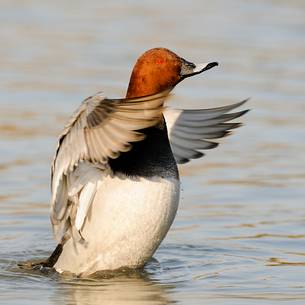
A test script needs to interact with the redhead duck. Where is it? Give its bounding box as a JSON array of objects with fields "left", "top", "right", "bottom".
[{"left": 46, "top": 48, "right": 248, "bottom": 276}]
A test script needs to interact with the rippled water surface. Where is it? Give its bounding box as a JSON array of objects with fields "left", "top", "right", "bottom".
[{"left": 1, "top": 1, "right": 305, "bottom": 304}]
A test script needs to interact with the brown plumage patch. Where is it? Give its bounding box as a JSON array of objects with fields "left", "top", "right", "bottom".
[{"left": 126, "top": 48, "right": 182, "bottom": 98}]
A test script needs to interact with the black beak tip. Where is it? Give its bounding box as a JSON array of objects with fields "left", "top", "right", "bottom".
[{"left": 206, "top": 62, "right": 219, "bottom": 70}]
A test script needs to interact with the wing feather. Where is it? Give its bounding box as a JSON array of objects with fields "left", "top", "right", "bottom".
[
  {"left": 51, "top": 89, "right": 171, "bottom": 241},
  {"left": 164, "top": 99, "right": 249, "bottom": 164}
]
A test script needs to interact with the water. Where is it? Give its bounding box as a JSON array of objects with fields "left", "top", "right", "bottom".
[{"left": 1, "top": 0, "right": 305, "bottom": 304}]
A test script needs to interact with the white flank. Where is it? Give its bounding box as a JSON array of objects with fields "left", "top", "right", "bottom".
[{"left": 54, "top": 174, "right": 180, "bottom": 276}]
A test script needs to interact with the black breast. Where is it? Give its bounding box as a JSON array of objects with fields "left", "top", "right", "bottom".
[{"left": 109, "top": 124, "right": 178, "bottom": 179}]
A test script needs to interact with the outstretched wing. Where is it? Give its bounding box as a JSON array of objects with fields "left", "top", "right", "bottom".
[
  {"left": 164, "top": 100, "right": 249, "bottom": 164},
  {"left": 51, "top": 89, "right": 171, "bottom": 241}
]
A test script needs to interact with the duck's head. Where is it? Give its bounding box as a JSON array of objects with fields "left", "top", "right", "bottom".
[{"left": 126, "top": 48, "right": 218, "bottom": 98}]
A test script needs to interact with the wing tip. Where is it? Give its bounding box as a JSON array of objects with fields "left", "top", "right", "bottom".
[
  {"left": 193, "top": 151, "right": 205, "bottom": 158},
  {"left": 238, "top": 97, "right": 250, "bottom": 106},
  {"left": 238, "top": 108, "right": 250, "bottom": 116},
  {"left": 203, "top": 142, "right": 219, "bottom": 150},
  {"left": 177, "top": 158, "right": 190, "bottom": 164}
]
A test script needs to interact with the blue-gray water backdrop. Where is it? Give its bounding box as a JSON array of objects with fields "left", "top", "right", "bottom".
[{"left": 1, "top": 1, "right": 305, "bottom": 304}]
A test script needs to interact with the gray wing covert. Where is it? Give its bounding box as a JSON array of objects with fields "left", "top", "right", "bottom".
[{"left": 164, "top": 100, "right": 249, "bottom": 164}]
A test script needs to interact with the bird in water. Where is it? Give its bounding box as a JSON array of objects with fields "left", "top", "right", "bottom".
[{"left": 42, "top": 48, "right": 248, "bottom": 277}]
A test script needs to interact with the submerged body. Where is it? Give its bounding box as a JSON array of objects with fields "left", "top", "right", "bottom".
[{"left": 47, "top": 48, "right": 248, "bottom": 276}]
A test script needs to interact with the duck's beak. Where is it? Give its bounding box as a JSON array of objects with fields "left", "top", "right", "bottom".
[{"left": 180, "top": 58, "right": 218, "bottom": 78}]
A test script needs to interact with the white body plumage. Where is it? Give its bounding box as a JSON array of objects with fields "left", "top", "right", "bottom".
[{"left": 54, "top": 172, "right": 180, "bottom": 276}]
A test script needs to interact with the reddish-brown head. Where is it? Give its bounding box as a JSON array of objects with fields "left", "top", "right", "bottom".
[{"left": 126, "top": 48, "right": 218, "bottom": 98}]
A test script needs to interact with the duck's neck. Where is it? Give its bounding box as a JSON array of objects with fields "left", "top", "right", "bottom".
[
  {"left": 126, "top": 65, "right": 174, "bottom": 98},
  {"left": 126, "top": 69, "right": 158, "bottom": 98}
]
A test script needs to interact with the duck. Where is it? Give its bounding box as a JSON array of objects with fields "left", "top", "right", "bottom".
[{"left": 45, "top": 48, "right": 248, "bottom": 276}]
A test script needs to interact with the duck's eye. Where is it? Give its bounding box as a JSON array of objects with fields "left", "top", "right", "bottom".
[{"left": 155, "top": 58, "right": 164, "bottom": 65}]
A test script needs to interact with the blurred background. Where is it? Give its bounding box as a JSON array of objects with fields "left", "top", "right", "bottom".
[{"left": 0, "top": 1, "right": 305, "bottom": 304}]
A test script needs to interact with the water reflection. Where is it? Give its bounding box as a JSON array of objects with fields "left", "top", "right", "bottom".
[{"left": 52, "top": 271, "right": 176, "bottom": 305}]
